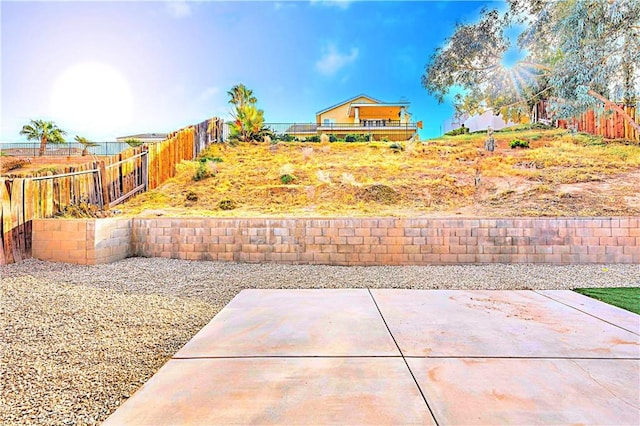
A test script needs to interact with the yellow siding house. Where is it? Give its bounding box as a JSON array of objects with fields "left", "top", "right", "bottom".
[{"left": 288, "top": 94, "right": 420, "bottom": 141}]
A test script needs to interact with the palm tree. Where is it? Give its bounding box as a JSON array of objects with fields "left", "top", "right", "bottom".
[
  {"left": 74, "top": 135, "right": 99, "bottom": 156},
  {"left": 230, "top": 104, "right": 267, "bottom": 142},
  {"left": 227, "top": 84, "right": 257, "bottom": 113},
  {"left": 226, "top": 84, "right": 271, "bottom": 143},
  {"left": 124, "top": 138, "right": 144, "bottom": 147},
  {"left": 20, "top": 120, "right": 66, "bottom": 156}
]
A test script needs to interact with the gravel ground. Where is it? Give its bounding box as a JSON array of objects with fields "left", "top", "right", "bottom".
[{"left": 1, "top": 258, "right": 639, "bottom": 425}]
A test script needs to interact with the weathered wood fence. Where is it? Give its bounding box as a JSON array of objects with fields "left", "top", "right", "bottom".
[
  {"left": 556, "top": 104, "right": 639, "bottom": 142},
  {"left": 0, "top": 117, "right": 223, "bottom": 264}
]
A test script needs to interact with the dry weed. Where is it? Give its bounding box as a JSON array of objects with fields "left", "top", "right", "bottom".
[
  {"left": 301, "top": 147, "right": 314, "bottom": 162},
  {"left": 340, "top": 173, "right": 359, "bottom": 186},
  {"left": 119, "top": 130, "right": 640, "bottom": 217},
  {"left": 279, "top": 163, "right": 294, "bottom": 176},
  {"left": 316, "top": 170, "right": 332, "bottom": 184}
]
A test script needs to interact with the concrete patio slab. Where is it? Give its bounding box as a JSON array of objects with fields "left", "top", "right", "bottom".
[
  {"left": 536, "top": 290, "right": 640, "bottom": 335},
  {"left": 408, "top": 357, "right": 640, "bottom": 425},
  {"left": 371, "top": 289, "right": 640, "bottom": 358},
  {"left": 106, "top": 289, "right": 640, "bottom": 425},
  {"left": 175, "top": 289, "right": 399, "bottom": 357},
  {"left": 103, "top": 357, "right": 436, "bottom": 426}
]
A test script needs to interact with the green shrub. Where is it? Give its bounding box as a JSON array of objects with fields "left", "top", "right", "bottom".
[
  {"left": 199, "top": 156, "right": 223, "bottom": 163},
  {"left": 329, "top": 134, "right": 338, "bottom": 142},
  {"left": 193, "top": 162, "right": 212, "bottom": 181},
  {"left": 218, "top": 199, "right": 237, "bottom": 210},
  {"left": 280, "top": 174, "right": 296, "bottom": 184},
  {"left": 574, "top": 134, "right": 605, "bottom": 146},
  {"left": 344, "top": 134, "right": 369, "bottom": 142},
  {"left": 389, "top": 142, "right": 404, "bottom": 153},
  {"left": 276, "top": 133, "right": 295, "bottom": 142},
  {"left": 307, "top": 135, "right": 321, "bottom": 143},
  {"left": 36, "top": 166, "right": 59, "bottom": 174},
  {"left": 509, "top": 139, "right": 530, "bottom": 149},
  {"left": 530, "top": 122, "right": 552, "bottom": 130},
  {"left": 124, "top": 138, "right": 144, "bottom": 147},
  {"left": 445, "top": 126, "right": 469, "bottom": 136}
]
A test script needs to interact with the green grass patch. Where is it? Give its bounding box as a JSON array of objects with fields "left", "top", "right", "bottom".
[{"left": 573, "top": 287, "right": 640, "bottom": 315}]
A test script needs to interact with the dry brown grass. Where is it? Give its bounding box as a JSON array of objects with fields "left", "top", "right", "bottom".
[{"left": 120, "top": 129, "right": 640, "bottom": 217}]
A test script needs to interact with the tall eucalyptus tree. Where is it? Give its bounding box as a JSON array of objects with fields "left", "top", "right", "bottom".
[{"left": 422, "top": 0, "right": 640, "bottom": 130}]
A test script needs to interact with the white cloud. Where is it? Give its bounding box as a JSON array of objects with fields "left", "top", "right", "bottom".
[
  {"left": 315, "top": 44, "right": 359, "bottom": 76},
  {"left": 165, "top": 0, "right": 191, "bottom": 19},
  {"left": 310, "top": 0, "right": 352, "bottom": 10},
  {"left": 274, "top": 2, "right": 297, "bottom": 10},
  {"left": 198, "top": 86, "right": 220, "bottom": 103}
]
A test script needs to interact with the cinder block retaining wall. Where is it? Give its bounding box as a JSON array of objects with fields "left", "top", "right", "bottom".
[
  {"left": 32, "top": 218, "right": 131, "bottom": 265},
  {"left": 33, "top": 217, "right": 639, "bottom": 265}
]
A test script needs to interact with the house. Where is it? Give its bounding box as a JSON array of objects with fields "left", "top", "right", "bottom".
[
  {"left": 286, "top": 94, "right": 420, "bottom": 141},
  {"left": 443, "top": 109, "right": 523, "bottom": 134},
  {"left": 115, "top": 133, "right": 168, "bottom": 143}
]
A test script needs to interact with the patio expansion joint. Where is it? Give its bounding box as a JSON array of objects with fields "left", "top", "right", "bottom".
[
  {"left": 366, "top": 288, "right": 440, "bottom": 426},
  {"left": 171, "top": 355, "right": 405, "bottom": 360},
  {"left": 403, "top": 355, "right": 640, "bottom": 360},
  {"left": 534, "top": 290, "right": 640, "bottom": 336}
]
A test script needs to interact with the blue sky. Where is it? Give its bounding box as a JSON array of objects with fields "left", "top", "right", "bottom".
[{"left": 1, "top": 0, "right": 500, "bottom": 141}]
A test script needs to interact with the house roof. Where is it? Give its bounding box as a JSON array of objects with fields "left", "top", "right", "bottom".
[
  {"left": 346, "top": 102, "right": 409, "bottom": 117},
  {"left": 316, "top": 94, "right": 411, "bottom": 118},
  {"left": 285, "top": 124, "right": 318, "bottom": 133},
  {"left": 315, "top": 94, "right": 384, "bottom": 116}
]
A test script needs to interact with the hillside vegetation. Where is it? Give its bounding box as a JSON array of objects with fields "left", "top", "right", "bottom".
[{"left": 121, "top": 128, "right": 640, "bottom": 217}]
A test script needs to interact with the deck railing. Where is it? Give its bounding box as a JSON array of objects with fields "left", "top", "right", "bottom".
[{"left": 261, "top": 122, "right": 418, "bottom": 141}]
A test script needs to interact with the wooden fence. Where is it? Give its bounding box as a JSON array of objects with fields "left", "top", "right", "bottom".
[
  {"left": 556, "top": 104, "right": 639, "bottom": 142},
  {"left": 0, "top": 117, "right": 223, "bottom": 264},
  {"left": 1, "top": 164, "right": 103, "bottom": 264}
]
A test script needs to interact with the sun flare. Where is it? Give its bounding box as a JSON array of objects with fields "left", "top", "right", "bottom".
[{"left": 49, "top": 62, "right": 133, "bottom": 138}]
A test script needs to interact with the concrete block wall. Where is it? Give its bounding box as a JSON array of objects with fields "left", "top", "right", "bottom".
[
  {"left": 32, "top": 219, "right": 91, "bottom": 264},
  {"left": 93, "top": 218, "right": 132, "bottom": 264},
  {"left": 131, "top": 217, "right": 639, "bottom": 265},
  {"left": 31, "top": 217, "right": 638, "bottom": 265},
  {"left": 32, "top": 218, "right": 131, "bottom": 265}
]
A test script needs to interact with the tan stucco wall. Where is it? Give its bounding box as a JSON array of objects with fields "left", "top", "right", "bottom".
[{"left": 316, "top": 96, "right": 376, "bottom": 124}]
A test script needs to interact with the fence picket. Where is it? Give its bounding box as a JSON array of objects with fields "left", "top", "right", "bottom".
[
  {"left": 1, "top": 179, "right": 14, "bottom": 264},
  {"left": 24, "top": 179, "right": 34, "bottom": 257},
  {"left": 0, "top": 117, "right": 222, "bottom": 264},
  {"left": 10, "top": 179, "right": 24, "bottom": 262}
]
